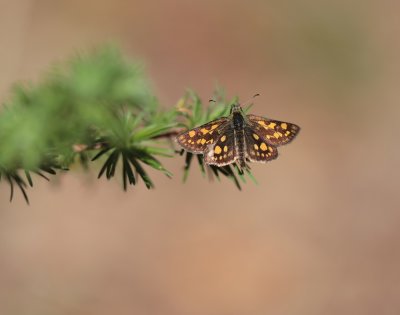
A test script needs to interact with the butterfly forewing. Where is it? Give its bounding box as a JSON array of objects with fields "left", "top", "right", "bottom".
[
  {"left": 244, "top": 127, "right": 278, "bottom": 163},
  {"left": 177, "top": 118, "right": 229, "bottom": 153},
  {"left": 246, "top": 114, "right": 300, "bottom": 146},
  {"left": 204, "top": 126, "right": 236, "bottom": 166}
]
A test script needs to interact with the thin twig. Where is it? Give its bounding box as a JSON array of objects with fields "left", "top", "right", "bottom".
[
  {"left": 73, "top": 129, "right": 183, "bottom": 153},
  {"left": 151, "top": 130, "right": 181, "bottom": 139}
]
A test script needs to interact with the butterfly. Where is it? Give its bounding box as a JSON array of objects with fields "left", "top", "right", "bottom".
[{"left": 176, "top": 101, "right": 300, "bottom": 169}]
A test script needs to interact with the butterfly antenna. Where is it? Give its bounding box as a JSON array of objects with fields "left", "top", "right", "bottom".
[{"left": 241, "top": 93, "right": 260, "bottom": 107}]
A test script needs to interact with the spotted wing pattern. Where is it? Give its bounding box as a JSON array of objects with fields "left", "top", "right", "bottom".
[
  {"left": 246, "top": 114, "right": 300, "bottom": 146},
  {"left": 204, "top": 126, "right": 236, "bottom": 166},
  {"left": 244, "top": 127, "right": 278, "bottom": 163},
  {"left": 176, "top": 118, "right": 229, "bottom": 153}
]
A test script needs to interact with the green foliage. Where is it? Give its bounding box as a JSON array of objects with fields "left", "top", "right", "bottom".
[{"left": 0, "top": 46, "right": 254, "bottom": 203}]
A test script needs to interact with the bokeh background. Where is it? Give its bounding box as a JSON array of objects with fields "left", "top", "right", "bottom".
[{"left": 1, "top": 0, "right": 399, "bottom": 314}]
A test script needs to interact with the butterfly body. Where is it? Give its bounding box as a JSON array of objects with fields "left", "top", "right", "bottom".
[
  {"left": 177, "top": 103, "right": 300, "bottom": 169},
  {"left": 231, "top": 107, "right": 247, "bottom": 168}
]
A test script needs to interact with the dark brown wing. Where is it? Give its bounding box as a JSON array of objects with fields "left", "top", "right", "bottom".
[
  {"left": 244, "top": 127, "right": 278, "bottom": 163},
  {"left": 204, "top": 125, "right": 236, "bottom": 166},
  {"left": 246, "top": 114, "right": 300, "bottom": 146},
  {"left": 176, "top": 118, "right": 229, "bottom": 153}
]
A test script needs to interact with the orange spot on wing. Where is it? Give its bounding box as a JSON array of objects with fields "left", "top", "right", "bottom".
[{"left": 260, "top": 143, "right": 268, "bottom": 151}]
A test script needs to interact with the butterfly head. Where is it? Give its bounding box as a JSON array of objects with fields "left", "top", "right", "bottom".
[
  {"left": 230, "top": 103, "right": 243, "bottom": 114},
  {"left": 229, "top": 94, "right": 259, "bottom": 115}
]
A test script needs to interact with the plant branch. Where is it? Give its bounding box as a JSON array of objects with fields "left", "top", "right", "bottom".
[{"left": 0, "top": 46, "right": 255, "bottom": 204}]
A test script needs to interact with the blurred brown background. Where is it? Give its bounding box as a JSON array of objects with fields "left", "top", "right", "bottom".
[{"left": 0, "top": 0, "right": 399, "bottom": 314}]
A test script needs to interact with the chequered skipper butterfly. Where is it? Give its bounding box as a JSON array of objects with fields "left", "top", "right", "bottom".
[{"left": 176, "top": 99, "right": 300, "bottom": 169}]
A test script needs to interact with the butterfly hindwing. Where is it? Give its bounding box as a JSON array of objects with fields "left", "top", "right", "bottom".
[
  {"left": 244, "top": 127, "right": 278, "bottom": 163},
  {"left": 246, "top": 114, "right": 300, "bottom": 146},
  {"left": 176, "top": 118, "right": 229, "bottom": 153},
  {"left": 204, "top": 126, "right": 236, "bottom": 166}
]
